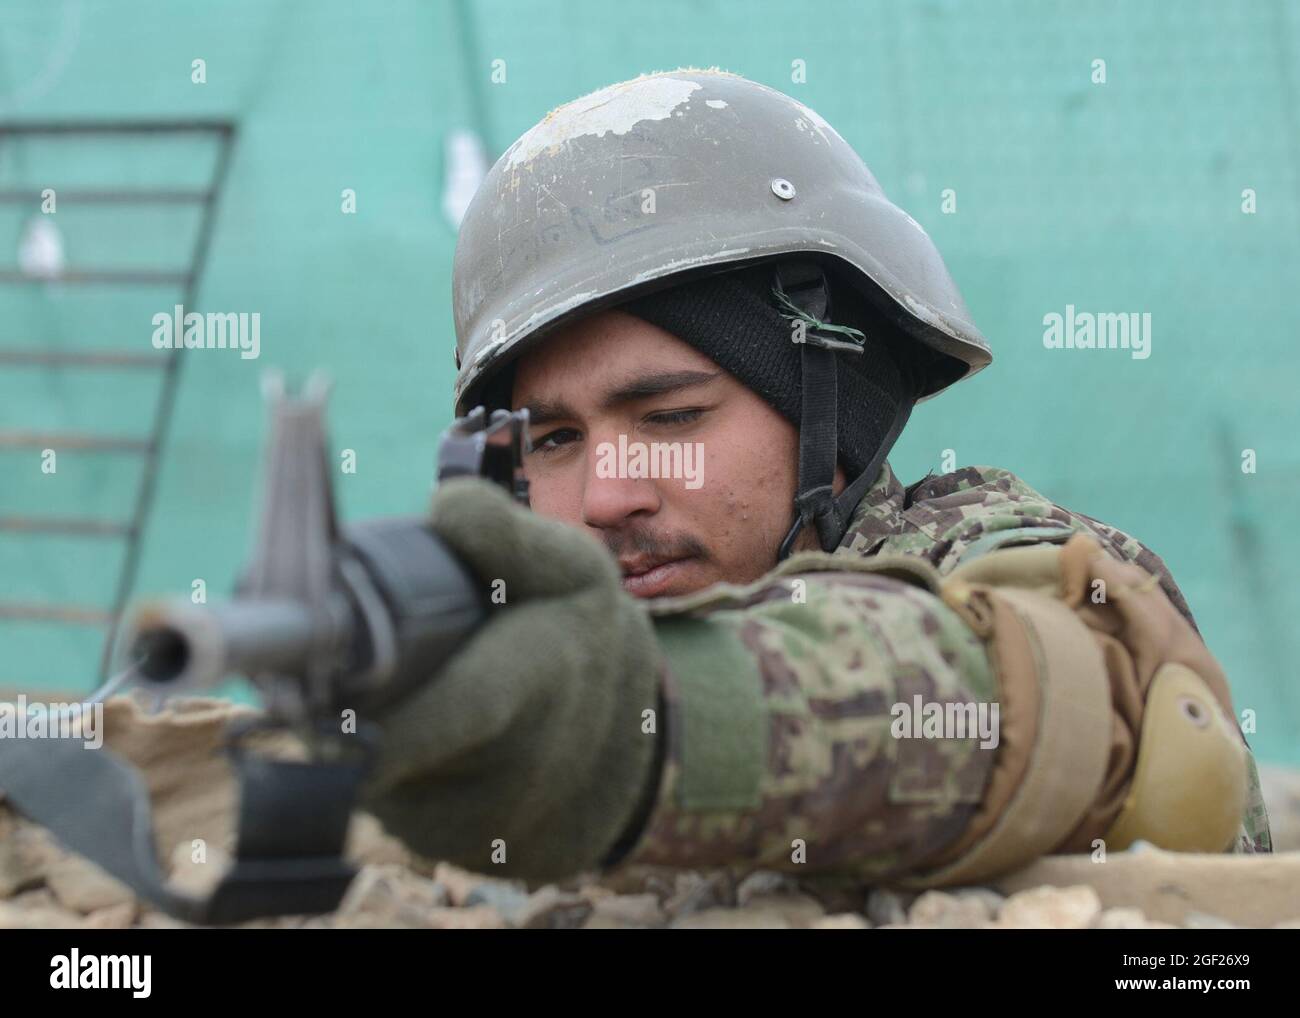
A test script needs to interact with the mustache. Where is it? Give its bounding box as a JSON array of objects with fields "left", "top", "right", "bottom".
[{"left": 601, "top": 526, "right": 709, "bottom": 564}]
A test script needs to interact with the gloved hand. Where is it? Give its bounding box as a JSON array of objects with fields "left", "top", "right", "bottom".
[{"left": 358, "top": 478, "right": 662, "bottom": 883}]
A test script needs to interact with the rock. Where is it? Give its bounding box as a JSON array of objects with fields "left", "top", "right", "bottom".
[
  {"left": 908, "top": 890, "right": 996, "bottom": 928},
  {"left": 234, "top": 916, "right": 286, "bottom": 930},
  {"left": 865, "top": 887, "right": 911, "bottom": 926},
  {"left": 576, "top": 882, "right": 616, "bottom": 904},
  {"left": 514, "top": 886, "right": 592, "bottom": 929},
  {"left": 82, "top": 902, "right": 138, "bottom": 929},
  {"left": 421, "top": 906, "right": 508, "bottom": 930},
  {"left": 994, "top": 850, "right": 1300, "bottom": 926},
  {"left": 665, "top": 885, "right": 845, "bottom": 928},
  {"left": 271, "top": 915, "right": 313, "bottom": 929},
  {"left": 347, "top": 813, "right": 410, "bottom": 866},
  {"left": 1094, "top": 907, "right": 1144, "bottom": 929},
  {"left": 99, "top": 695, "right": 252, "bottom": 866},
  {"left": 588, "top": 864, "right": 678, "bottom": 898},
  {"left": 798, "top": 878, "right": 871, "bottom": 915},
  {"left": 45, "top": 856, "right": 134, "bottom": 913},
  {"left": 812, "top": 913, "right": 871, "bottom": 929},
  {"left": 582, "top": 893, "right": 668, "bottom": 928},
  {"left": 136, "top": 910, "right": 192, "bottom": 929},
  {"left": 337, "top": 864, "right": 450, "bottom": 925},
  {"left": 8, "top": 887, "right": 59, "bottom": 910},
  {"left": 1182, "top": 911, "right": 1239, "bottom": 930},
  {"left": 336, "top": 901, "right": 505, "bottom": 929},
  {"left": 664, "top": 871, "right": 734, "bottom": 916},
  {"left": 740, "top": 892, "right": 826, "bottom": 927},
  {"left": 1094, "top": 907, "right": 1175, "bottom": 929},
  {"left": 953, "top": 887, "right": 1005, "bottom": 919},
  {"left": 432, "top": 862, "right": 487, "bottom": 907},
  {"left": 998, "top": 885, "right": 1101, "bottom": 929},
  {"left": 554, "top": 869, "right": 604, "bottom": 892},
  {"left": 0, "top": 887, "right": 82, "bottom": 928},
  {"left": 329, "top": 909, "right": 410, "bottom": 929},
  {"left": 0, "top": 824, "right": 61, "bottom": 897},
  {"left": 465, "top": 881, "right": 532, "bottom": 922},
  {"left": 621, "top": 869, "right": 677, "bottom": 902},
  {"left": 0, "top": 901, "right": 83, "bottom": 929},
  {"left": 735, "top": 870, "right": 797, "bottom": 905},
  {"left": 671, "top": 907, "right": 793, "bottom": 929}
]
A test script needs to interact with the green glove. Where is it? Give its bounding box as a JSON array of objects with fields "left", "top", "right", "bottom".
[{"left": 358, "top": 477, "right": 662, "bottom": 883}]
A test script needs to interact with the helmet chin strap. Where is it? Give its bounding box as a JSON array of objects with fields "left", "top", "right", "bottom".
[{"left": 774, "top": 263, "right": 914, "bottom": 561}]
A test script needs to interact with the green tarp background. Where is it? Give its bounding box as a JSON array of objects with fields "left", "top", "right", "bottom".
[{"left": 0, "top": 0, "right": 1296, "bottom": 764}]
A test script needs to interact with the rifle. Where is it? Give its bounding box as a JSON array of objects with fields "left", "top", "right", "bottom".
[{"left": 0, "top": 373, "right": 531, "bottom": 923}]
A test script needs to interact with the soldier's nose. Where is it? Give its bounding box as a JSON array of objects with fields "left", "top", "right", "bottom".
[{"left": 581, "top": 440, "right": 661, "bottom": 530}]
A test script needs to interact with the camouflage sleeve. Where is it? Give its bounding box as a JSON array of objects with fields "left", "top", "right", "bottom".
[
  {"left": 878, "top": 466, "right": 1200, "bottom": 627},
  {"left": 876, "top": 465, "right": 1271, "bottom": 854},
  {"left": 615, "top": 561, "right": 1001, "bottom": 881}
]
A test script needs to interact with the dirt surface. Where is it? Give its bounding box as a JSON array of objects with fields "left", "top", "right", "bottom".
[{"left": 2, "top": 695, "right": 1298, "bottom": 930}]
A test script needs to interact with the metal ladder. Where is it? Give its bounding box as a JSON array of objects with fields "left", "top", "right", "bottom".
[{"left": 0, "top": 120, "right": 236, "bottom": 685}]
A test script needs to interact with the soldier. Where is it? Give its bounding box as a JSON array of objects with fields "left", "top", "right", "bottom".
[{"left": 359, "top": 68, "right": 1271, "bottom": 886}]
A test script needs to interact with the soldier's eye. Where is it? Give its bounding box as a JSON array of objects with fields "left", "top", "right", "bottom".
[
  {"left": 646, "top": 408, "right": 704, "bottom": 427},
  {"left": 533, "top": 427, "right": 580, "bottom": 452}
]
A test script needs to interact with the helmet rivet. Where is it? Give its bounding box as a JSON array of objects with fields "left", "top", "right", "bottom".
[{"left": 770, "top": 177, "right": 796, "bottom": 201}]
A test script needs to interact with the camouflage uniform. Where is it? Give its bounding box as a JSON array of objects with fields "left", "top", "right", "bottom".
[{"left": 620, "top": 461, "right": 1270, "bottom": 879}]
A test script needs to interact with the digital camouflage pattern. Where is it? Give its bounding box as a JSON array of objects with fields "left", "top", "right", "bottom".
[{"left": 620, "top": 461, "right": 1271, "bottom": 878}]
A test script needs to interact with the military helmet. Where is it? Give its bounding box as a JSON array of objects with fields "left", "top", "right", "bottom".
[
  {"left": 451, "top": 68, "right": 991, "bottom": 555},
  {"left": 452, "top": 67, "right": 989, "bottom": 414}
]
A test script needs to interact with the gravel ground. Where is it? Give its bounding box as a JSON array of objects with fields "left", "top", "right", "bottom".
[
  {"left": 3, "top": 793, "right": 1298, "bottom": 930},
  {"left": 2, "top": 696, "right": 1297, "bottom": 930}
]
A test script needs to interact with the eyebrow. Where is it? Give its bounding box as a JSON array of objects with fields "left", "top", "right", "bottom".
[{"left": 522, "top": 369, "right": 721, "bottom": 426}]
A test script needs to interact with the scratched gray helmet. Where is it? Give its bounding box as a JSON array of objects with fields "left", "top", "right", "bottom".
[
  {"left": 451, "top": 68, "right": 991, "bottom": 554},
  {"left": 452, "top": 68, "right": 989, "bottom": 413}
]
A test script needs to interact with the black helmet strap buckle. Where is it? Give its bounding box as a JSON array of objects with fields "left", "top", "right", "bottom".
[{"left": 774, "top": 262, "right": 912, "bottom": 560}]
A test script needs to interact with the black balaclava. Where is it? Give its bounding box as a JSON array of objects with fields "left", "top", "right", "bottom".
[{"left": 620, "top": 260, "right": 921, "bottom": 553}]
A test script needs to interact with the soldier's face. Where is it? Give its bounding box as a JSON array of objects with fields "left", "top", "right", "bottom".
[{"left": 511, "top": 309, "right": 837, "bottom": 598}]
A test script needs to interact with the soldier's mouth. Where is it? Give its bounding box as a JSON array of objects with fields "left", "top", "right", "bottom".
[{"left": 619, "top": 556, "right": 698, "bottom": 598}]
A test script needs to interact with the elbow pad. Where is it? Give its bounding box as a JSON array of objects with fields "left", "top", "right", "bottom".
[{"left": 901, "top": 534, "right": 1245, "bottom": 888}]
